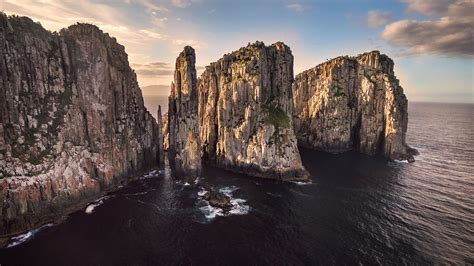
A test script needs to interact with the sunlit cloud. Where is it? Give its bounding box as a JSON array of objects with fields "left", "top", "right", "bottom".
[
  {"left": 402, "top": 0, "right": 454, "bottom": 16},
  {"left": 172, "top": 0, "right": 201, "bottom": 8},
  {"left": 367, "top": 10, "right": 391, "bottom": 28},
  {"left": 132, "top": 62, "right": 174, "bottom": 76},
  {"left": 2, "top": 0, "right": 211, "bottom": 87},
  {"left": 382, "top": 0, "right": 474, "bottom": 57}
]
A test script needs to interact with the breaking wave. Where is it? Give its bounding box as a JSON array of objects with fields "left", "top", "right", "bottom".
[
  {"left": 197, "top": 186, "right": 250, "bottom": 221},
  {"left": 7, "top": 224, "right": 54, "bottom": 248}
]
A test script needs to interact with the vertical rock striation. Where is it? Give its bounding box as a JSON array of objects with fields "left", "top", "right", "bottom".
[
  {"left": 197, "top": 41, "right": 309, "bottom": 180},
  {"left": 168, "top": 46, "right": 201, "bottom": 177},
  {"left": 0, "top": 14, "right": 161, "bottom": 235},
  {"left": 292, "top": 51, "right": 417, "bottom": 161},
  {"left": 157, "top": 106, "right": 165, "bottom": 166}
]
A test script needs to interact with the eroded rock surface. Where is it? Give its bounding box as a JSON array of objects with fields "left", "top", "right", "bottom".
[
  {"left": 157, "top": 106, "right": 165, "bottom": 166},
  {"left": 0, "top": 14, "right": 162, "bottom": 235},
  {"left": 168, "top": 46, "right": 201, "bottom": 177},
  {"left": 197, "top": 41, "right": 309, "bottom": 180},
  {"left": 292, "top": 51, "right": 417, "bottom": 161},
  {"left": 203, "top": 188, "right": 232, "bottom": 209}
]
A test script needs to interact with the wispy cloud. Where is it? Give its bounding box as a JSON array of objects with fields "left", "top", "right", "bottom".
[
  {"left": 3, "top": 0, "right": 210, "bottom": 86},
  {"left": 402, "top": 0, "right": 454, "bottom": 16},
  {"left": 286, "top": 3, "right": 310, "bottom": 12},
  {"left": 133, "top": 62, "right": 174, "bottom": 76},
  {"left": 382, "top": 0, "right": 474, "bottom": 57},
  {"left": 172, "top": 39, "right": 208, "bottom": 49},
  {"left": 366, "top": 10, "right": 391, "bottom": 28},
  {"left": 172, "top": 0, "right": 201, "bottom": 8}
]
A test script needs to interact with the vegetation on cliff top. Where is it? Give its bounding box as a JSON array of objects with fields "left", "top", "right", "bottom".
[{"left": 263, "top": 101, "right": 290, "bottom": 130}]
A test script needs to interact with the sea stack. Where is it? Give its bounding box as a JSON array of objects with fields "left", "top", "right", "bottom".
[
  {"left": 157, "top": 106, "right": 165, "bottom": 166},
  {"left": 197, "top": 41, "right": 309, "bottom": 180},
  {"left": 292, "top": 51, "right": 417, "bottom": 161},
  {"left": 0, "top": 14, "right": 161, "bottom": 235},
  {"left": 168, "top": 46, "right": 202, "bottom": 177}
]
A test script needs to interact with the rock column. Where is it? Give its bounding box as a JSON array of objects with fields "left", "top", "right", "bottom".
[
  {"left": 157, "top": 105, "right": 165, "bottom": 166},
  {"left": 168, "top": 46, "right": 202, "bottom": 177},
  {"left": 292, "top": 51, "right": 417, "bottom": 161}
]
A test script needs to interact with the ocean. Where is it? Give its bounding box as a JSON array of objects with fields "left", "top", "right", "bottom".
[{"left": 0, "top": 102, "right": 472, "bottom": 265}]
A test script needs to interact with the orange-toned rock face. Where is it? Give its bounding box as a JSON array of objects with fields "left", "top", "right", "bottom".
[
  {"left": 292, "top": 51, "right": 417, "bottom": 161},
  {"left": 168, "top": 46, "right": 202, "bottom": 177},
  {"left": 196, "top": 42, "right": 308, "bottom": 180}
]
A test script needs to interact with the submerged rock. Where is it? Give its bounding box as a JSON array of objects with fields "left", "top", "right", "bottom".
[
  {"left": 292, "top": 51, "right": 417, "bottom": 162},
  {"left": 203, "top": 189, "right": 232, "bottom": 209},
  {"left": 197, "top": 41, "right": 309, "bottom": 181},
  {"left": 0, "top": 13, "right": 162, "bottom": 235}
]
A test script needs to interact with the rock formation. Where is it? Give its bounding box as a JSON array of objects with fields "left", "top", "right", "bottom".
[
  {"left": 292, "top": 51, "right": 417, "bottom": 161},
  {"left": 197, "top": 41, "right": 309, "bottom": 180},
  {"left": 0, "top": 14, "right": 162, "bottom": 236},
  {"left": 157, "top": 106, "right": 165, "bottom": 166},
  {"left": 168, "top": 46, "right": 201, "bottom": 177},
  {"left": 162, "top": 112, "right": 169, "bottom": 151},
  {"left": 203, "top": 188, "right": 232, "bottom": 209}
]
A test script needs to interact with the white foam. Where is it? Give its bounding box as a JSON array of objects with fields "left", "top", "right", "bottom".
[
  {"left": 199, "top": 204, "right": 223, "bottom": 219},
  {"left": 197, "top": 188, "right": 208, "bottom": 197},
  {"left": 393, "top": 159, "right": 409, "bottom": 164},
  {"left": 228, "top": 198, "right": 250, "bottom": 215},
  {"left": 197, "top": 185, "right": 249, "bottom": 220},
  {"left": 140, "top": 170, "right": 160, "bottom": 179},
  {"left": 85, "top": 196, "right": 111, "bottom": 214},
  {"left": 291, "top": 180, "right": 313, "bottom": 185},
  {"left": 219, "top": 185, "right": 239, "bottom": 195},
  {"left": 183, "top": 182, "right": 191, "bottom": 186},
  {"left": 7, "top": 223, "right": 54, "bottom": 248}
]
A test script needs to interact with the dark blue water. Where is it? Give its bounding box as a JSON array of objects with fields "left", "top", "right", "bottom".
[{"left": 0, "top": 102, "right": 473, "bottom": 265}]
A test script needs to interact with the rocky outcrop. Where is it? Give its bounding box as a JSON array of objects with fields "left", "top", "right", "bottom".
[
  {"left": 157, "top": 106, "right": 165, "bottom": 166},
  {"left": 197, "top": 41, "right": 309, "bottom": 180},
  {"left": 168, "top": 46, "right": 201, "bottom": 177},
  {"left": 0, "top": 14, "right": 162, "bottom": 235},
  {"left": 203, "top": 188, "right": 232, "bottom": 209},
  {"left": 292, "top": 51, "right": 417, "bottom": 161},
  {"left": 162, "top": 112, "right": 169, "bottom": 151}
]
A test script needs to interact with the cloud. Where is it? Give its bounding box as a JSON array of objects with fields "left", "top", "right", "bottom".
[
  {"left": 367, "top": 10, "right": 391, "bottom": 28},
  {"left": 382, "top": 0, "right": 474, "bottom": 57},
  {"left": 138, "top": 29, "right": 168, "bottom": 40},
  {"left": 140, "top": 85, "right": 170, "bottom": 96},
  {"left": 172, "top": 0, "right": 201, "bottom": 8},
  {"left": 402, "top": 0, "right": 454, "bottom": 16},
  {"left": 172, "top": 39, "right": 208, "bottom": 49},
  {"left": 286, "top": 3, "right": 309, "bottom": 12},
  {"left": 133, "top": 62, "right": 174, "bottom": 76},
  {"left": 131, "top": 0, "right": 169, "bottom": 13}
]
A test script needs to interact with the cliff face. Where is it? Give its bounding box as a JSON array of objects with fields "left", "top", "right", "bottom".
[
  {"left": 197, "top": 42, "right": 309, "bottom": 180},
  {"left": 0, "top": 14, "right": 162, "bottom": 235},
  {"left": 157, "top": 106, "right": 165, "bottom": 166},
  {"left": 168, "top": 47, "right": 201, "bottom": 177},
  {"left": 292, "top": 51, "right": 417, "bottom": 161}
]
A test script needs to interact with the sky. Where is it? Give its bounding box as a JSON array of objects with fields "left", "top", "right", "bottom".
[{"left": 2, "top": 0, "right": 473, "bottom": 102}]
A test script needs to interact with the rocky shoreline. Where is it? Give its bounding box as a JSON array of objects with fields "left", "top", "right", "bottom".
[
  {"left": 0, "top": 13, "right": 417, "bottom": 238},
  {"left": 0, "top": 13, "right": 163, "bottom": 236}
]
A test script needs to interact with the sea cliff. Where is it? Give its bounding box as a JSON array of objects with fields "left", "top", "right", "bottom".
[
  {"left": 292, "top": 51, "right": 417, "bottom": 161},
  {"left": 0, "top": 14, "right": 163, "bottom": 236},
  {"left": 196, "top": 42, "right": 309, "bottom": 180}
]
